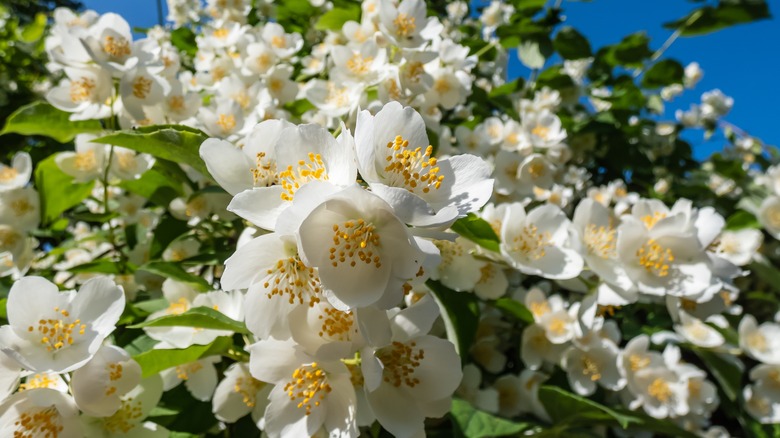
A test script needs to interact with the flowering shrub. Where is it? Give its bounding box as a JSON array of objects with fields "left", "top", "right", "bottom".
[{"left": 0, "top": 0, "right": 778, "bottom": 436}]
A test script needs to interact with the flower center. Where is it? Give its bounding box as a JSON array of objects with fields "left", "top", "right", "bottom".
[
  {"left": 529, "top": 301, "right": 550, "bottom": 318},
  {"left": 434, "top": 78, "right": 451, "bottom": 94},
  {"left": 746, "top": 331, "right": 767, "bottom": 351},
  {"left": 234, "top": 376, "right": 264, "bottom": 407},
  {"left": 250, "top": 152, "right": 277, "bottom": 187},
  {"left": 628, "top": 354, "right": 651, "bottom": 371},
  {"left": 647, "top": 378, "right": 673, "bottom": 403},
  {"left": 393, "top": 13, "right": 416, "bottom": 38},
  {"left": 329, "top": 219, "right": 382, "bottom": 268},
  {"left": 115, "top": 151, "right": 138, "bottom": 172},
  {"left": 271, "top": 35, "right": 286, "bottom": 49},
  {"left": 347, "top": 53, "right": 374, "bottom": 76},
  {"left": 74, "top": 149, "right": 97, "bottom": 171},
  {"left": 278, "top": 153, "right": 328, "bottom": 201},
  {"left": 166, "top": 297, "right": 190, "bottom": 315},
  {"left": 28, "top": 307, "right": 86, "bottom": 352},
  {"left": 14, "top": 407, "right": 63, "bottom": 438},
  {"left": 216, "top": 114, "right": 237, "bottom": 134},
  {"left": 531, "top": 124, "right": 549, "bottom": 140},
  {"left": 284, "top": 362, "right": 332, "bottom": 416},
  {"left": 510, "top": 224, "right": 551, "bottom": 260},
  {"left": 168, "top": 96, "right": 184, "bottom": 112},
  {"left": 10, "top": 199, "right": 34, "bottom": 217},
  {"left": 377, "top": 341, "right": 424, "bottom": 388},
  {"left": 584, "top": 224, "right": 617, "bottom": 259},
  {"left": 318, "top": 307, "right": 355, "bottom": 341},
  {"left": 636, "top": 239, "right": 675, "bottom": 277},
  {"left": 18, "top": 374, "right": 58, "bottom": 391},
  {"left": 0, "top": 167, "right": 18, "bottom": 181},
  {"left": 640, "top": 212, "right": 667, "bottom": 229},
  {"left": 175, "top": 362, "right": 203, "bottom": 380},
  {"left": 213, "top": 28, "right": 229, "bottom": 39},
  {"left": 102, "top": 35, "right": 131, "bottom": 58},
  {"left": 384, "top": 135, "right": 442, "bottom": 194},
  {"left": 103, "top": 399, "right": 143, "bottom": 434},
  {"left": 131, "top": 76, "right": 152, "bottom": 99},
  {"left": 581, "top": 356, "right": 601, "bottom": 381},
  {"left": 0, "top": 229, "right": 20, "bottom": 248},
  {"left": 261, "top": 256, "right": 322, "bottom": 306},
  {"left": 69, "top": 77, "right": 96, "bottom": 103},
  {"left": 105, "top": 362, "right": 124, "bottom": 396}
]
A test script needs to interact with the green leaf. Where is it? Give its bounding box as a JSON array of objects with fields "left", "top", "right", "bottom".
[
  {"left": 725, "top": 210, "right": 760, "bottom": 230},
  {"left": 69, "top": 211, "right": 120, "bottom": 223},
  {"left": 488, "top": 78, "right": 525, "bottom": 98},
  {"left": 602, "top": 32, "right": 653, "bottom": 68},
  {"left": 450, "top": 399, "right": 536, "bottom": 438},
  {"left": 92, "top": 125, "right": 210, "bottom": 177},
  {"left": 122, "top": 334, "right": 158, "bottom": 356},
  {"left": 34, "top": 155, "right": 96, "bottom": 225},
  {"left": 129, "top": 306, "right": 248, "bottom": 333},
  {"left": 493, "top": 298, "right": 534, "bottom": 324},
  {"left": 132, "top": 336, "right": 232, "bottom": 378},
  {"left": 19, "top": 13, "right": 47, "bottom": 43},
  {"left": 315, "top": 5, "right": 360, "bottom": 31},
  {"left": 118, "top": 163, "right": 184, "bottom": 207},
  {"left": 641, "top": 59, "right": 685, "bottom": 88},
  {"left": 150, "top": 216, "right": 190, "bottom": 259},
  {"left": 692, "top": 347, "right": 743, "bottom": 401},
  {"left": 139, "top": 262, "right": 211, "bottom": 291},
  {"left": 170, "top": 27, "right": 197, "bottom": 58},
  {"left": 664, "top": 1, "right": 771, "bottom": 36},
  {"left": 0, "top": 298, "right": 7, "bottom": 319},
  {"left": 426, "top": 280, "right": 480, "bottom": 362},
  {"left": 133, "top": 298, "right": 169, "bottom": 314},
  {"left": 1, "top": 102, "right": 103, "bottom": 143},
  {"left": 450, "top": 214, "right": 500, "bottom": 253},
  {"left": 69, "top": 259, "right": 127, "bottom": 274},
  {"left": 750, "top": 260, "right": 780, "bottom": 293},
  {"left": 539, "top": 385, "right": 636, "bottom": 429},
  {"left": 553, "top": 27, "right": 592, "bottom": 60}
]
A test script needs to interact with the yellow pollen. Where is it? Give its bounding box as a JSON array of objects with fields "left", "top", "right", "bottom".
[
  {"left": 166, "top": 297, "right": 189, "bottom": 315},
  {"left": 102, "top": 35, "right": 131, "bottom": 58},
  {"left": 531, "top": 124, "right": 549, "bottom": 139},
  {"left": 278, "top": 153, "right": 328, "bottom": 201},
  {"left": 529, "top": 301, "right": 550, "bottom": 318},
  {"left": 13, "top": 407, "right": 64, "bottom": 438},
  {"left": 284, "top": 363, "right": 332, "bottom": 416},
  {"left": 115, "top": 151, "right": 137, "bottom": 172},
  {"left": 10, "top": 199, "right": 34, "bottom": 217},
  {"left": 648, "top": 378, "right": 673, "bottom": 403},
  {"left": 584, "top": 224, "right": 617, "bottom": 259},
  {"left": 271, "top": 35, "right": 286, "bottom": 48},
  {"left": 318, "top": 307, "right": 355, "bottom": 340},
  {"left": 168, "top": 96, "right": 184, "bottom": 112},
  {"left": 216, "top": 114, "right": 237, "bottom": 133},
  {"left": 528, "top": 162, "right": 546, "bottom": 179},
  {"left": 346, "top": 53, "right": 374, "bottom": 76},
  {"left": 234, "top": 377, "right": 264, "bottom": 407},
  {"left": 74, "top": 149, "right": 97, "bottom": 171},
  {"left": 109, "top": 363, "right": 123, "bottom": 381},
  {"left": 262, "top": 256, "right": 321, "bottom": 306},
  {"left": 384, "top": 135, "right": 442, "bottom": 194},
  {"left": 28, "top": 308, "right": 86, "bottom": 352},
  {"left": 511, "top": 224, "right": 551, "bottom": 260},
  {"left": 175, "top": 362, "right": 204, "bottom": 380},
  {"left": 0, "top": 167, "right": 18, "bottom": 181},
  {"left": 131, "top": 76, "right": 152, "bottom": 99},
  {"left": 329, "top": 218, "right": 382, "bottom": 269},
  {"left": 256, "top": 53, "right": 273, "bottom": 71},
  {"left": 377, "top": 341, "right": 424, "bottom": 388},
  {"left": 547, "top": 317, "right": 567, "bottom": 335},
  {"left": 640, "top": 212, "right": 667, "bottom": 229},
  {"left": 213, "top": 28, "right": 229, "bottom": 39},
  {"left": 103, "top": 399, "right": 143, "bottom": 433},
  {"left": 636, "top": 239, "right": 675, "bottom": 277},
  {"left": 581, "top": 357, "right": 601, "bottom": 381},
  {"left": 250, "top": 152, "right": 278, "bottom": 187},
  {"left": 0, "top": 229, "right": 20, "bottom": 248},
  {"left": 628, "top": 354, "right": 651, "bottom": 371},
  {"left": 69, "top": 77, "right": 96, "bottom": 103},
  {"left": 18, "top": 374, "right": 57, "bottom": 391},
  {"left": 393, "top": 13, "right": 416, "bottom": 38},
  {"left": 746, "top": 331, "right": 767, "bottom": 351}
]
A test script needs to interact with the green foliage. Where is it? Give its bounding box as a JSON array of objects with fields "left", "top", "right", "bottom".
[
  {"left": 1, "top": 102, "right": 104, "bottom": 143},
  {"left": 139, "top": 261, "right": 212, "bottom": 291},
  {"left": 450, "top": 214, "right": 500, "bottom": 253},
  {"left": 34, "top": 154, "right": 95, "bottom": 225},
  {"left": 315, "top": 5, "right": 361, "bottom": 31},
  {"left": 93, "top": 125, "right": 211, "bottom": 177},
  {"left": 641, "top": 59, "right": 685, "bottom": 88},
  {"left": 553, "top": 27, "right": 592, "bottom": 60},
  {"left": 132, "top": 337, "right": 232, "bottom": 378},
  {"left": 450, "top": 399, "right": 537, "bottom": 438},
  {"left": 665, "top": 0, "right": 771, "bottom": 36},
  {"left": 426, "top": 280, "right": 480, "bottom": 362},
  {"left": 129, "top": 306, "right": 249, "bottom": 334}
]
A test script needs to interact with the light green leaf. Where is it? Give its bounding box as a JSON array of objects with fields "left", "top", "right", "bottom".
[
  {"left": 314, "top": 6, "right": 360, "bottom": 31},
  {"left": 725, "top": 210, "right": 760, "bottom": 230},
  {"left": 129, "top": 306, "right": 248, "bottom": 334},
  {"left": 133, "top": 299, "right": 169, "bottom": 314},
  {"left": 450, "top": 399, "right": 536, "bottom": 438},
  {"left": 132, "top": 337, "right": 232, "bottom": 378},
  {"left": 1, "top": 102, "right": 103, "bottom": 143},
  {"left": 34, "top": 155, "right": 95, "bottom": 225},
  {"left": 493, "top": 298, "right": 534, "bottom": 324},
  {"left": 92, "top": 125, "right": 210, "bottom": 177},
  {"left": 426, "top": 280, "right": 479, "bottom": 363},
  {"left": 139, "top": 261, "right": 211, "bottom": 291},
  {"left": 0, "top": 298, "right": 7, "bottom": 319},
  {"left": 20, "top": 13, "right": 47, "bottom": 43},
  {"left": 450, "top": 214, "right": 500, "bottom": 253}
]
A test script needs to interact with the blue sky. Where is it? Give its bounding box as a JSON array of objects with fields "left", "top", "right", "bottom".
[{"left": 82, "top": 0, "right": 777, "bottom": 160}]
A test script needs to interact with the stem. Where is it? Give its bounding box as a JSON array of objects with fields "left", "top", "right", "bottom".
[
  {"left": 473, "top": 39, "right": 498, "bottom": 59},
  {"left": 634, "top": 9, "right": 704, "bottom": 78}
]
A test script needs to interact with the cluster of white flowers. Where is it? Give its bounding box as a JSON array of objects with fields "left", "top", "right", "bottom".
[{"left": 0, "top": 0, "right": 778, "bottom": 436}]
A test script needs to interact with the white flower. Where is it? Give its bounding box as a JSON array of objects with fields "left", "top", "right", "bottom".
[
  {"left": 456, "top": 364, "right": 499, "bottom": 414},
  {"left": 261, "top": 22, "right": 303, "bottom": 59},
  {"left": 378, "top": 0, "right": 440, "bottom": 49},
  {"left": 297, "top": 185, "right": 428, "bottom": 310},
  {"left": 631, "top": 366, "right": 689, "bottom": 419},
  {"left": 81, "top": 13, "right": 135, "bottom": 72},
  {"left": 0, "top": 388, "right": 82, "bottom": 437},
  {"left": 56, "top": 134, "right": 107, "bottom": 183},
  {"left": 213, "top": 362, "right": 271, "bottom": 426},
  {"left": 0, "top": 276, "right": 125, "bottom": 373},
  {"left": 684, "top": 62, "right": 703, "bottom": 88},
  {"left": 161, "top": 357, "right": 221, "bottom": 401},
  {"left": 739, "top": 315, "right": 780, "bottom": 365},
  {"left": 744, "top": 364, "right": 780, "bottom": 423},
  {"left": 521, "top": 110, "right": 567, "bottom": 148},
  {"left": 81, "top": 375, "right": 167, "bottom": 438},
  {"left": 500, "top": 203, "right": 584, "bottom": 280},
  {"left": 0, "top": 352, "right": 21, "bottom": 399},
  {"left": 711, "top": 228, "right": 762, "bottom": 266},
  {"left": 119, "top": 65, "right": 171, "bottom": 121},
  {"left": 109, "top": 147, "right": 154, "bottom": 181},
  {"left": 227, "top": 124, "right": 357, "bottom": 231},
  {"left": 0, "top": 186, "right": 40, "bottom": 232},
  {"left": 47, "top": 65, "right": 113, "bottom": 121},
  {"left": 355, "top": 102, "right": 493, "bottom": 227},
  {"left": 758, "top": 196, "right": 780, "bottom": 239},
  {"left": 0, "top": 152, "right": 32, "bottom": 191},
  {"left": 562, "top": 335, "right": 626, "bottom": 396},
  {"left": 358, "top": 301, "right": 461, "bottom": 438},
  {"left": 248, "top": 339, "right": 358, "bottom": 438},
  {"left": 673, "top": 312, "right": 724, "bottom": 348},
  {"left": 71, "top": 345, "right": 142, "bottom": 417},
  {"left": 331, "top": 39, "right": 388, "bottom": 86}
]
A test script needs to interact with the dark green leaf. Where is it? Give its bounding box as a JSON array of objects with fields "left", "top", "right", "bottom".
[
  {"left": 493, "top": 298, "right": 534, "bottom": 324},
  {"left": 692, "top": 347, "right": 743, "bottom": 401},
  {"left": 539, "top": 385, "right": 636, "bottom": 429},
  {"left": 488, "top": 78, "right": 525, "bottom": 98},
  {"left": 664, "top": 1, "right": 771, "bottom": 36},
  {"left": 129, "top": 306, "right": 248, "bottom": 333},
  {"left": 34, "top": 155, "right": 95, "bottom": 225},
  {"left": 1, "top": 102, "right": 103, "bottom": 143},
  {"left": 450, "top": 399, "right": 536, "bottom": 438},
  {"left": 426, "top": 280, "right": 480, "bottom": 363},
  {"left": 553, "top": 27, "right": 592, "bottom": 60},
  {"left": 641, "top": 60, "right": 685, "bottom": 88},
  {"left": 92, "top": 125, "right": 210, "bottom": 177},
  {"left": 132, "top": 336, "right": 232, "bottom": 378},
  {"left": 150, "top": 216, "right": 190, "bottom": 259},
  {"left": 69, "top": 211, "right": 119, "bottom": 223},
  {"left": 450, "top": 214, "right": 500, "bottom": 253},
  {"left": 602, "top": 33, "right": 653, "bottom": 68}
]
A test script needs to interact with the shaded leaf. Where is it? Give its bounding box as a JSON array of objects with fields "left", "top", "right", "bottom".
[
  {"left": 129, "top": 306, "right": 248, "bottom": 334},
  {"left": 426, "top": 280, "right": 480, "bottom": 363},
  {"left": 34, "top": 155, "right": 95, "bottom": 225},
  {"left": 553, "top": 26, "right": 592, "bottom": 60},
  {"left": 1, "top": 102, "right": 103, "bottom": 143},
  {"left": 450, "top": 399, "right": 536, "bottom": 438},
  {"left": 493, "top": 298, "right": 534, "bottom": 324},
  {"left": 132, "top": 337, "right": 232, "bottom": 378},
  {"left": 664, "top": 1, "right": 771, "bottom": 36},
  {"left": 139, "top": 261, "right": 211, "bottom": 291},
  {"left": 642, "top": 59, "right": 684, "bottom": 88}
]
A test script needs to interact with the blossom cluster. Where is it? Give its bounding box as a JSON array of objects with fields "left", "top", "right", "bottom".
[{"left": 0, "top": 0, "right": 778, "bottom": 437}]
